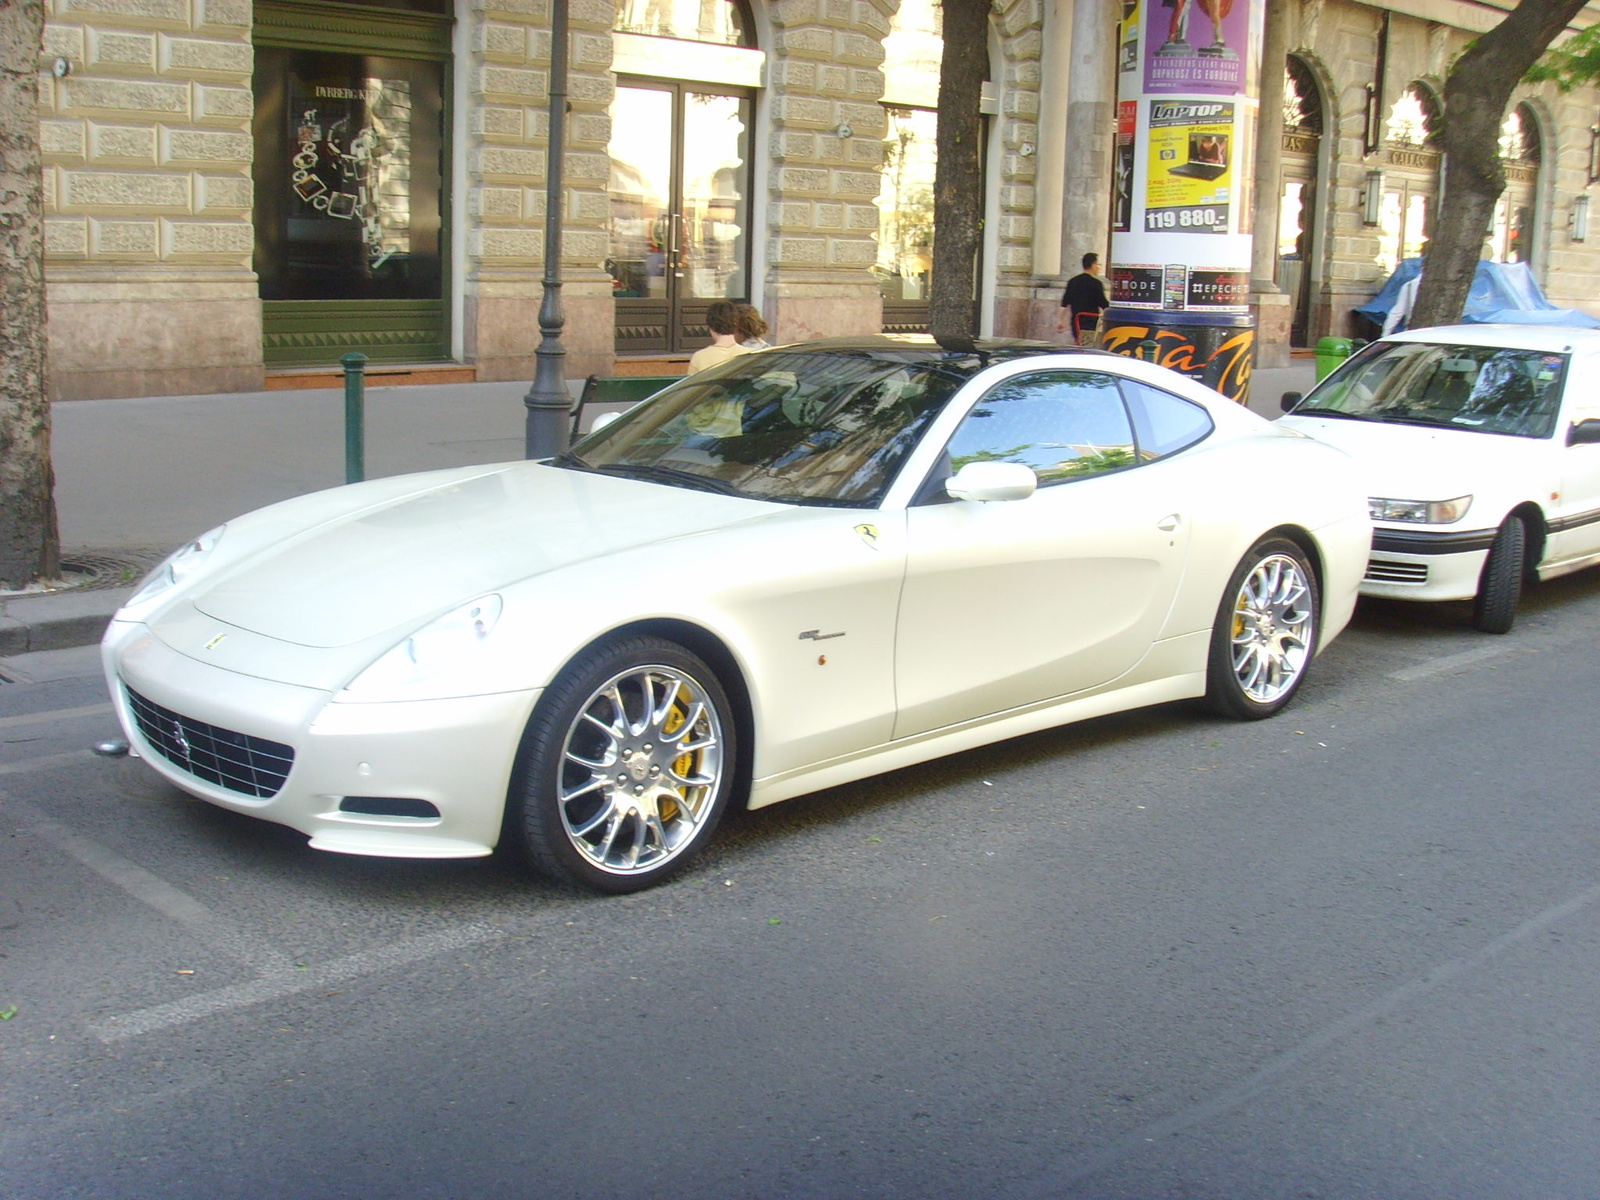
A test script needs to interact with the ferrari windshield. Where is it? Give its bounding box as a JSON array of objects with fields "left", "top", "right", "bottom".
[
  {"left": 562, "top": 350, "right": 968, "bottom": 506},
  {"left": 1293, "top": 341, "right": 1568, "bottom": 439}
]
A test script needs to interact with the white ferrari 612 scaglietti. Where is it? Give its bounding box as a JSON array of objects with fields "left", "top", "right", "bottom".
[{"left": 104, "top": 337, "right": 1370, "bottom": 892}]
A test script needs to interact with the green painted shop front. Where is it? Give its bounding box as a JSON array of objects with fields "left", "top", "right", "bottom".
[{"left": 252, "top": 0, "right": 452, "bottom": 367}]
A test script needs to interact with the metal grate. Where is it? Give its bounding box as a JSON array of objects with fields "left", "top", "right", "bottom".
[
  {"left": 1365, "top": 560, "right": 1429, "bottom": 585},
  {"left": 125, "top": 687, "right": 294, "bottom": 799}
]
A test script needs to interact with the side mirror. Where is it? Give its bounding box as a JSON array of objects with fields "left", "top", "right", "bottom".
[
  {"left": 1568, "top": 419, "right": 1600, "bottom": 446},
  {"left": 1280, "top": 390, "right": 1303, "bottom": 413},
  {"left": 946, "top": 460, "right": 1037, "bottom": 503}
]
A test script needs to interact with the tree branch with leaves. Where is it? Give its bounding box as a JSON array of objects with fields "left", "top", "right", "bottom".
[{"left": 1408, "top": 0, "right": 1590, "bottom": 331}]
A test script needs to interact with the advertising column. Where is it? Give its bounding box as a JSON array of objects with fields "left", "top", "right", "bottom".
[{"left": 1102, "top": 0, "right": 1262, "bottom": 403}]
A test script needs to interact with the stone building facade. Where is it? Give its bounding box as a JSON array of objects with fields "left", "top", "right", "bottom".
[{"left": 33, "top": 0, "right": 1600, "bottom": 400}]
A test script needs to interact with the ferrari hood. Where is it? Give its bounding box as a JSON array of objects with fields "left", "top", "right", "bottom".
[{"left": 187, "top": 462, "right": 779, "bottom": 647}]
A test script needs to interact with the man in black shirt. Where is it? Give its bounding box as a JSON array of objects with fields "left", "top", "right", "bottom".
[{"left": 1059, "top": 252, "right": 1109, "bottom": 346}]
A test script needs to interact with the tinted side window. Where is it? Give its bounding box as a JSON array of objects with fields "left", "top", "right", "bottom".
[
  {"left": 1122, "top": 380, "right": 1214, "bottom": 460},
  {"left": 945, "top": 371, "right": 1137, "bottom": 486}
]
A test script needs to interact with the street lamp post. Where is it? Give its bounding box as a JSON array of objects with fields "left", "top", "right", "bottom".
[{"left": 523, "top": 0, "right": 570, "bottom": 458}]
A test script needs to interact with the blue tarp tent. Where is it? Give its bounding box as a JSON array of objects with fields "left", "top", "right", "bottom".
[{"left": 1355, "top": 258, "right": 1600, "bottom": 330}]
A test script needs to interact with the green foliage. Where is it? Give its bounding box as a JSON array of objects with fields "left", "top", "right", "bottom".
[{"left": 1525, "top": 24, "right": 1600, "bottom": 90}]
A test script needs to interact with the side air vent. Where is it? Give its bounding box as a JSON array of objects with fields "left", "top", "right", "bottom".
[
  {"left": 1364, "top": 560, "right": 1429, "bottom": 585},
  {"left": 339, "top": 796, "right": 442, "bottom": 820}
]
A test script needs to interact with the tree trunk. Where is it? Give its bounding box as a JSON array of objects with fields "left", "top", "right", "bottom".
[
  {"left": 0, "top": 0, "right": 59, "bottom": 588},
  {"left": 928, "top": 0, "right": 989, "bottom": 344},
  {"left": 1410, "top": 0, "right": 1589, "bottom": 330}
]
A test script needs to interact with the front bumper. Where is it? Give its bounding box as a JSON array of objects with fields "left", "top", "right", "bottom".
[
  {"left": 1359, "top": 525, "right": 1498, "bottom": 602},
  {"left": 104, "top": 621, "right": 540, "bottom": 858}
]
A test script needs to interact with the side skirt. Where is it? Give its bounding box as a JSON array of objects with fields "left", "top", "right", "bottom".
[{"left": 748, "top": 632, "right": 1209, "bottom": 810}]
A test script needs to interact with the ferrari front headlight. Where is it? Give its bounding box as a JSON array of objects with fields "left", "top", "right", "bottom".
[
  {"left": 343, "top": 594, "right": 504, "bottom": 696},
  {"left": 1368, "top": 495, "right": 1472, "bottom": 524},
  {"left": 122, "top": 525, "right": 227, "bottom": 610}
]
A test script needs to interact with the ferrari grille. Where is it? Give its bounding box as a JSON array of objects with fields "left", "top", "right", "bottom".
[
  {"left": 1364, "top": 559, "right": 1429, "bottom": 585},
  {"left": 125, "top": 686, "right": 294, "bottom": 799}
]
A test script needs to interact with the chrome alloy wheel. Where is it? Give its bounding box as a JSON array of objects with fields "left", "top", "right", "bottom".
[
  {"left": 557, "top": 664, "right": 725, "bottom": 876},
  {"left": 1228, "top": 553, "right": 1315, "bottom": 705}
]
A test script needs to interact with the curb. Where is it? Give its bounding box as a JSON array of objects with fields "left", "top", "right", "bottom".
[{"left": 0, "top": 587, "right": 133, "bottom": 657}]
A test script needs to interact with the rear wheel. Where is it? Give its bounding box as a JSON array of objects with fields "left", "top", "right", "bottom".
[
  {"left": 1472, "top": 516, "right": 1526, "bottom": 635},
  {"left": 510, "top": 635, "right": 735, "bottom": 893},
  {"left": 1204, "top": 538, "right": 1319, "bottom": 720}
]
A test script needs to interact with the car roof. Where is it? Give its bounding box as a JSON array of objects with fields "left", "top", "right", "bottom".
[
  {"left": 766, "top": 335, "right": 1110, "bottom": 379},
  {"left": 1382, "top": 323, "right": 1600, "bottom": 353}
]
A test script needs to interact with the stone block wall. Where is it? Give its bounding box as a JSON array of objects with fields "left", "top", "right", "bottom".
[
  {"left": 40, "top": 0, "right": 262, "bottom": 399},
  {"left": 461, "top": 0, "right": 615, "bottom": 381},
  {"left": 762, "top": 0, "right": 888, "bottom": 341},
  {"left": 990, "top": 0, "right": 1045, "bottom": 339}
]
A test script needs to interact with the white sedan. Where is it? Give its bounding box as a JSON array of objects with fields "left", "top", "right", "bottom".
[
  {"left": 104, "top": 338, "right": 1369, "bottom": 892},
  {"left": 1278, "top": 324, "right": 1600, "bottom": 633}
]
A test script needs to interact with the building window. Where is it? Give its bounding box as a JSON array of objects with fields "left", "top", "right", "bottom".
[{"left": 614, "top": 0, "right": 755, "bottom": 48}]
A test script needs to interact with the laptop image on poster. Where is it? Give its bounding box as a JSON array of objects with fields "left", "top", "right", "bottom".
[{"left": 1169, "top": 131, "right": 1229, "bottom": 181}]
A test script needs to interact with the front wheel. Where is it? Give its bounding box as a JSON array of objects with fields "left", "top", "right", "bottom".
[
  {"left": 509, "top": 635, "right": 736, "bottom": 893},
  {"left": 1472, "top": 516, "right": 1525, "bottom": 635},
  {"left": 1204, "top": 538, "right": 1319, "bottom": 721}
]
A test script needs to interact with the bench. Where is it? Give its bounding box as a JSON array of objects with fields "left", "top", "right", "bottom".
[{"left": 571, "top": 374, "right": 683, "bottom": 437}]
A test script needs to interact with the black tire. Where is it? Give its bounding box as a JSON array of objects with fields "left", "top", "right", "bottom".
[
  {"left": 1203, "top": 537, "right": 1320, "bottom": 721},
  {"left": 1472, "top": 516, "right": 1525, "bottom": 635},
  {"left": 509, "top": 635, "right": 737, "bottom": 893}
]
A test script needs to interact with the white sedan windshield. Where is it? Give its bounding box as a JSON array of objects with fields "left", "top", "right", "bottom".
[{"left": 1295, "top": 342, "right": 1568, "bottom": 439}]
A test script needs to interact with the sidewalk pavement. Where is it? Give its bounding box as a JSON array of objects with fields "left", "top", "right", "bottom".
[{"left": 0, "top": 357, "right": 1319, "bottom": 672}]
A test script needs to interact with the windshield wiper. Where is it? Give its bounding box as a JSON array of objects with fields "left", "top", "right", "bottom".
[
  {"left": 549, "top": 450, "right": 594, "bottom": 472},
  {"left": 1290, "top": 406, "right": 1381, "bottom": 421},
  {"left": 593, "top": 462, "right": 747, "bottom": 497}
]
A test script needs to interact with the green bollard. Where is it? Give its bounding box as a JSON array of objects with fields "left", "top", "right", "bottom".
[{"left": 342, "top": 351, "right": 367, "bottom": 484}]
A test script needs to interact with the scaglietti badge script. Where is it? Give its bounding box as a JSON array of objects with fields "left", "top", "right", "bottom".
[{"left": 798, "top": 629, "right": 845, "bottom": 641}]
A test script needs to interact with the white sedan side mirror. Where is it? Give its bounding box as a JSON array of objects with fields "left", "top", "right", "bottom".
[{"left": 945, "top": 460, "right": 1037, "bottom": 502}]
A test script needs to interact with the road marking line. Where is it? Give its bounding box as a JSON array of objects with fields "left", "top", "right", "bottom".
[
  {"left": 1018, "top": 880, "right": 1600, "bottom": 1194},
  {"left": 0, "top": 750, "right": 95, "bottom": 776},
  {"left": 1, "top": 795, "right": 294, "bottom": 976},
  {"left": 0, "top": 702, "right": 114, "bottom": 730},
  {"left": 1388, "top": 643, "right": 1513, "bottom": 682},
  {"left": 90, "top": 923, "right": 504, "bottom": 1043}
]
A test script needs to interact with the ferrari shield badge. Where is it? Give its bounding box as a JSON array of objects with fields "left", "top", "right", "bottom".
[{"left": 854, "top": 523, "right": 880, "bottom": 549}]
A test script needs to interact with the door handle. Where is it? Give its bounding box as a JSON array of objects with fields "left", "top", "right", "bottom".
[{"left": 1157, "top": 514, "right": 1181, "bottom": 531}]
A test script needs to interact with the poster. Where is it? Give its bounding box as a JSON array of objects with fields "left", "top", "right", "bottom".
[
  {"left": 1185, "top": 267, "right": 1250, "bottom": 311},
  {"left": 1112, "top": 101, "right": 1137, "bottom": 233},
  {"left": 1144, "top": 99, "right": 1232, "bottom": 234},
  {"left": 1143, "top": 0, "right": 1249, "bottom": 95},
  {"left": 1119, "top": 1, "right": 1141, "bottom": 75},
  {"left": 287, "top": 76, "right": 414, "bottom": 270},
  {"left": 1110, "top": 263, "right": 1163, "bottom": 309}
]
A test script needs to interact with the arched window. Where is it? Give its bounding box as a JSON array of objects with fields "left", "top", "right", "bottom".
[
  {"left": 613, "top": 0, "right": 756, "bottom": 47},
  {"left": 1283, "top": 57, "right": 1322, "bottom": 135},
  {"left": 1490, "top": 104, "right": 1541, "bottom": 263},
  {"left": 1385, "top": 84, "right": 1441, "bottom": 147}
]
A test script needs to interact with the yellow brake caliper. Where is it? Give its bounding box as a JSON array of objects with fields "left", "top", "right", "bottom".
[{"left": 660, "top": 686, "right": 695, "bottom": 823}]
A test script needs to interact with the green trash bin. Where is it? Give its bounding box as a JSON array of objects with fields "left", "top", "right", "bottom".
[{"left": 1315, "top": 336, "right": 1354, "bottom": 381}]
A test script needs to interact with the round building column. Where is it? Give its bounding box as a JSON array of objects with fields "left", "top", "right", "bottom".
[{"left": 1101, "top": 0, "right": 1263, "bottom": 404}]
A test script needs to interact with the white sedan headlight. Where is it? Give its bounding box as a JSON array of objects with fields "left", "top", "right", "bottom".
[
  {"left": 123, "top": 525, "right": 227, "bottom": 610},
  {"left": 1368, "top": 495, "right": 1472, "bottom": 524},
  {"left": 342, "top": 594, "right": 504, "bottom": 697}
]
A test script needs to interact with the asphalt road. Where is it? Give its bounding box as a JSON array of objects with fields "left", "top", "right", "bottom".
[{"left": 2, "top": 576, "right": 1598, "bottom": 1199}]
